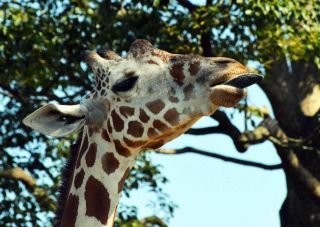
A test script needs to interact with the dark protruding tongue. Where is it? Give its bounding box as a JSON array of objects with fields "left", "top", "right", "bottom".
[{"left": 224, "top": 73, "right": 264, "bottom": 88}]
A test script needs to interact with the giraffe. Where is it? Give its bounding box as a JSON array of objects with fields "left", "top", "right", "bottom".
[{"left": 23, "top": 39, "right": 262, "bottom": 227}]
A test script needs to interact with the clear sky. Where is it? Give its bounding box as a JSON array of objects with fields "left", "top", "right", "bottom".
[{"left": 121, "top": 84, "right": 287, "bottom": 227}]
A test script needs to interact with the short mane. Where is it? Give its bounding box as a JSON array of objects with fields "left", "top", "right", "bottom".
[{"left": 53, "top": 131, "right": 83, "bottom": 226}]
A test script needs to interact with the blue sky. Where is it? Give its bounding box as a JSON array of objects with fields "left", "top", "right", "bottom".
[{"left": 122, "top": 84, "right": 287, "bottom": 227}]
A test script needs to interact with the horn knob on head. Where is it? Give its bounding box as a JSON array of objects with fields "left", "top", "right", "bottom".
[
  {"left": 81, "top": 50, "right": 107, "bottom": 68},
  {"left": 97, "top": 47, "right": 121, "bottom": 60},
  {"left": 128, "top": 39, "right": 154, "bottom": 56}
]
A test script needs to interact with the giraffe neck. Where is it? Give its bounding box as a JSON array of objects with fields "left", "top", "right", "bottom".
[{"left": 59, "top": 127, "right": 135, "bottom": 227}]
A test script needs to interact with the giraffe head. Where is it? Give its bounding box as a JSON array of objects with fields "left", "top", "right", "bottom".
[{"left": 23, "top": 39, "right": 262, "bottom": 156}]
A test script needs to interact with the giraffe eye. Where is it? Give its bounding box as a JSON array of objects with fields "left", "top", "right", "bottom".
[{"left": 112, "top": 76, "right": 139, "bottom": 93}]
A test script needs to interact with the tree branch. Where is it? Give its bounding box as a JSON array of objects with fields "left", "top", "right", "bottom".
[
  {"left": 212, "top": 110, "right": 247, "bottom": 152},
  {"left": 0, "top": 167, "right": 56, "bottom": 211},
  {"left": 0, "top": 167, "right": 36, "bottom": 188},
  {"left": 280, "top": 149, "right": 320, "bottom": 206},
  {"left": 186, "top": 126, "right": 222, "bottom": 135},
  {"left": 176, "top": 0, "right": 198, "bottom": 12},
  {"left": 243, "top": 117, "right": 320, "bottom": 204},
  {"left": 154, "top": 147, "right": 282, "bottom": 171},
  {"left": 200, "top": 32, "right": 214, "bottom": 57}
]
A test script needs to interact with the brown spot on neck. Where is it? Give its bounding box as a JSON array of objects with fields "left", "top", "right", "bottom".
[
  {"left": 139, "top": 108, "right": 150, "bottom": 123},
  {"left": 163, "top": 108, "right": 180, "bottom": 126},
  {"left": 74, "top": 169, "right": 85, "bottom": 189},
  {"left": 107, "top": 119, "right": 113, "bottom": 134},
  {"left": 127, "top": 121, "right": 144, "bottom": 137},
  {"left": 76, "top": 134, "right": 89, "bottom": 168},
  {"left": 118, "top": 168, "right": 131, "bottom": 193},
  {"left": 189, "top": 61, "right": 200, "bottom": 75},
  {"left": 101, "top": 129, "right": 111, "bottom": 142},
  {"left": 85, "top": 176, "right": 110, "bottom": 224},
  {"left": 119, "top": 106, "right": 135, "bottom": 118},
  {"left": 144, "top": 139, "right": 165, "bottom": 149},
  {"left": 111, "top": 110, "right": 124, "bottom": 132},
  {"left": 146, "top": 99, "right": 165, "bottom": 114},
  {"left": 60, "top": 194, "right": 79, "bottom": 227},
  {"left": 147, "top": 128, "right": 159, "bottom": 138},
  {"left": 101, "top": 152, "right": 120, "bottom": 175},
  {"left": 85, "top": 143, "right": 97, "bottom": 167},
  {"left": 114, "top": 140, "right": 131, "bottom": 157},
  {"left": 170, "top": 62, "right": 185, "bottom": 85},
  {"left": 153, "top": 120, "right": 169, "bottom": 133},
  {"left": 123, "top": 137, "right": 147, "bottom": 148}
]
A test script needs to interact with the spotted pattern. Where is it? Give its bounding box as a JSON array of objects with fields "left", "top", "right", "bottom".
[
  {"left": 170, "top": 62, "right": 185, "bottom": 85},
  {"left": 119, "top": 106, "right": 135, "bottom": 118},
  {"left": 85, "top": 176, "right": 110, "bottom": 224},
  {"left": 127, "top": 121, "right": 144, "bottom": 137},
  {"left": 124, "top": 137, "right": 147, "bottom": 148},
  {"left": 153, "top": 120, "right": 169, "bottom": 133},
  {"left": 189, "top": 61, "right": 200, "bottom": 75},
  {"left": 114, "top": 140, "right": 131, "bottom": 157},
  {"left": 146, "top": 99, "right": 165, "bottom": 114},
  {"left": 111, "top": 110, "right": 124, "bottom": 132},
  {"left": 163, "top": 108, "right": 180, "bottom": 126},
  {"left": 101, "top": 153, "right": 120, "bottom": 175},
  {"left": 107, "top": 119, "right": 113, "bottom": 134},
  {"left": 145, "top": 139, "right": 165, "bottom": 149},
  {"left": 60, "top": 40, "right": 249, "bottom": 227},
  {"left": 101, "top": 129, "right": 111, "bottom": 142},
  {"left": 85, "top": 143, "right": 97, "bottom": 167},
  {"left": 74, "top": 169, "right": 85, "bottom": 189},
  {"left": 76, "top": 134, "right": 88, "bottom": 168},
  {"left": 139, "top": 108, "right": 150, "bottom": 123},
  {"left": 147, "top": 128, "right": 159, "bottom": 138}
]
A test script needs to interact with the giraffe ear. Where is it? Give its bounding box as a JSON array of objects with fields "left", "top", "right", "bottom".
[{"left": 23, "top": 104, "right": 85, "bottom": 137}]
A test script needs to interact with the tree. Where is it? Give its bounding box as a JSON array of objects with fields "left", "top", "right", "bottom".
[{"left": 0, "top": 0, "right": 319, "bottom": 226}]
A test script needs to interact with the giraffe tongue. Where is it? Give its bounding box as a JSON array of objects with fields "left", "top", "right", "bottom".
[{"left": 223, "top": 73, "right": 263, "bottom": 89}]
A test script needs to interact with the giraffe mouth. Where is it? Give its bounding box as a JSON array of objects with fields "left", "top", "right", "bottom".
[
  {"left": 210, "top": 73, "right": 263, "bottom": 89},
  {"left": 210, "top": 73, "right": 263, "bottom": 107},
  {"left": 223, "top": 73, "right": 263, "bottom": 88}
]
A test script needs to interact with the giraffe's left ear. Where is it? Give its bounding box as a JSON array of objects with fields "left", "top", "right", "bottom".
[{"left": 23, "top": 104, "right": 85, "bottom": 137}]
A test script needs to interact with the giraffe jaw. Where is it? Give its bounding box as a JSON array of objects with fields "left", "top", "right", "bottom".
[{"left": 209, "top": 73, "right": 263, "bottom": 107}]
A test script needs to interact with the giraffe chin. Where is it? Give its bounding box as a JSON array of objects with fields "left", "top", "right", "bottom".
[{"left": 210, "top": 85, "right": 247, "bottom": 107}]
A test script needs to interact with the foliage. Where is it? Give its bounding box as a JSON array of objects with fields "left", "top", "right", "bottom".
[{"left": 0, "top": 0, "right": 319, "bottom": 226}]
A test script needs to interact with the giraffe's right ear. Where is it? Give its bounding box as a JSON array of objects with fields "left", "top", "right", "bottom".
[{"left": 23, "top": 104, "right": 85, "bottom": 137}]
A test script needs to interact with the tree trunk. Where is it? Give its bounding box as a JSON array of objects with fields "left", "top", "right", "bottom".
[{"left": 261, "top": 60, "right": 320, "bottom": 226}]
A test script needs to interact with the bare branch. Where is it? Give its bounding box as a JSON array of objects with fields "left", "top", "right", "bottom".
[
  {"left": 186, "top": 126, "right": 222, "bottom": 135},
  {"left": 0, "top": 167, "right": 36, "bottom": 188},
  {"left": 0, "top": 167, "right": 56, "bottom": 211},
  {"left": 211, "top": 110, "right": 247, "bottom": 152},
  {"left": 200, "top": 32, "right": 214, "bottom": 57},
  {"left": 176, "top": 0, "right": 198, "bottom": 12},
  {"left": 154, "top": 147, "right": 282, "bottom": 171}
]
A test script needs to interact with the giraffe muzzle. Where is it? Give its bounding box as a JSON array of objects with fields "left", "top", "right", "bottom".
[{"left": 210, "top": 73, "right": 263, "bottom": 107}]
